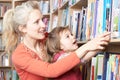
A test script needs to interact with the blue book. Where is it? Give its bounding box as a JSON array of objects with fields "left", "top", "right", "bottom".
[{"left": 102, "top": 52, "right": 109, "bottom": 80}]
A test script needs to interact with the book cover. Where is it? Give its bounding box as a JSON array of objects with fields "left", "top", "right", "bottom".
[
  {"left": 111, "top": 0, "right": 120, "bottom": 39},
  {"left": 85, "top": 0, "right": 96, "bottom": 40}
]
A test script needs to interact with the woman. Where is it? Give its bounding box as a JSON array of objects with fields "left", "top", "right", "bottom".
[{"left": 2, "top": 1, "right": 110, "bottom": 80}]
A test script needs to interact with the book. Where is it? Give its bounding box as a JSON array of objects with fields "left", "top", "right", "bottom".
[
  {"left": 111, "top": 0, "right": 120, "bottom": 39},
  {"left": 96, "top": 54, "right": 104, "bottom": 80},
  {"left": 90, "top": 57, "right": 97, "bottom": 80}
]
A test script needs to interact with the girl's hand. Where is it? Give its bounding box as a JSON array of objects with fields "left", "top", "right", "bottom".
[
  {"left": 84, "top": 32, "right": 111, "bottom": 51},
  {"left": 75, "top": 32, "right": 110, "bottom": 59}
]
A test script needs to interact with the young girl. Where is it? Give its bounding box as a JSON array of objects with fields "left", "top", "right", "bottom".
[
  {"left": 46, "top": 27, "right": 82, "bottom": 80},
  {"left": 2, "top": 1, "right": 110, "bottom": 80},
  {"left": 46, "top": 27, "right": 108, "bottom": 80}
]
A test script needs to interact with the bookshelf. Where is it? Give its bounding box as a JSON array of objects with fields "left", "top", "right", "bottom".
[
  {"left": 0, "top": 0, "right": 120, "bottom": 80},
  {"left": 49, "top": 0, "right": 120, "bottom": 80},
  {"left": 50, "top": 0, "right": 120, "bottom": 52},
  {"left": 0, "top": 0, "right": 13, "bottom": 79}
]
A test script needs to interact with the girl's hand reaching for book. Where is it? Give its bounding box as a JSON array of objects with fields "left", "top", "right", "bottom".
[
  {"left": 85, "top": 32, "right": 111, "bottom": 51},
  {"left": 75, "top": 32, "right": 111, "bottom": 59}
]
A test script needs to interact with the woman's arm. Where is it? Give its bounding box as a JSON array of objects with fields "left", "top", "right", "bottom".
[{"left": 12, "top": 50, "right": 80, "bottom": 78}]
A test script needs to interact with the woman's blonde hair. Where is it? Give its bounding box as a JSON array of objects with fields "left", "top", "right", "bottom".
[{"left": 2, "top": 1, "right": 40, "bottom": 53}]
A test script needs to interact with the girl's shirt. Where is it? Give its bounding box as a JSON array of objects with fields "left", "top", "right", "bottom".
[
  {"left": 51, "top": 51, "right": 82, "bottom": 80},
  {"left": 12, "top": 43, "right": 80, "bottom": 80}
]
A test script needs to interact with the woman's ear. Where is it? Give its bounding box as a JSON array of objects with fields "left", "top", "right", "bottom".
[{"left": 18, "top": 25, "right": 26, "bottom": 33}]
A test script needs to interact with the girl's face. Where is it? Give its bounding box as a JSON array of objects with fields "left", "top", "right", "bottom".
[
  {"left": 23, "top": 9, "right": 46, "bottom": 40},
  {"left": 60, "top": 30, "right": 78, "bottom": 52}
]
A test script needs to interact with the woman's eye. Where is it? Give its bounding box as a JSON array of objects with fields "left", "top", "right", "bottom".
[
  {"left": 34, "top": 20, "right": 39, "bottom": 24},
  {"left": 36, "top": 20, "right": 39, "bottom": 23},
  {"left": 42, "top": 17, "right": 44, "bottom": 21}
]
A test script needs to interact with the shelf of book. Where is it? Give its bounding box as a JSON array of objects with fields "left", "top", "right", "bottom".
[
  {"left": 13, "top": 0, "right": 26, "bottom": 1},
  {"left": 0, "top": 17, "right": 3, "bottom": 19},
  {"left": 110, "top": 39, "right": 120, "bottom": 44},
  {"left": 0, "top": 50, "right": 4, "bottom": 52},
  {"left": 52, "top": 8, "right": 58, "bottom": 15},
  {"left": 59, "top": 0, "right": 69, "bottom": 10},
  {"left": 0, "top": 32, "right": 2, "bottom": 35},
  {"left": 78, "top": 39, "right": 120, "bottom": 44},
  {"left": 0, "top": 66, "right": 12, "bottom": 69},
  {"left": 70, "top": 0, "right": 87, "bottom": 9},
  {"left": 43, "top": 13, "right": 50, "bottom": 18},
  {"left": 0, "top": 0, "right": 12, "bottom": 2}
]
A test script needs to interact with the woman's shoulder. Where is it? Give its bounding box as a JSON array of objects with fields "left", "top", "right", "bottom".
[
  {"left": 12, "top": 43, "right": 40, "bottom": 60},
  {"left": 13, "top": 43, "right": 26, "bottom": 54},
  {"left": 12, "top": 43, "right": 37, "bottom": 67}
]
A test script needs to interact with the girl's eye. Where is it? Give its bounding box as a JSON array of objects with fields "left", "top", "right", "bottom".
[
  {"left": 66, "top": 35, "right": 69, "bottom": 38},
  {"left": 71, "top": 33, "right": 73, "bottom": 36}
]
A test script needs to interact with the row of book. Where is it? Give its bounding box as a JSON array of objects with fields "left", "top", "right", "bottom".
[
  {"left": 43, "top": 18, "right": 50, "bottom": 32},
  {"left": 0, "top": 52, "right": 11, "bottom": 67},
  {"left": 52, "top": 0, "right": 81, "bottom": 11},
  {"left": 86, "top": 0, "right": 120, "bottom": 40},
  {"left": 0, "top": 3, "right": 11, "bottom": 17},
  {"left": 0, "top": 36, "right": 5, "bottom": 51},
  {"left": 0, "top": 20, "right": 3, "bottom": 33},
  {"left": 52, "top": 0, "right": 68, "bottom": 12},
  {"left": 70, "top": 0, "right": 120, "bottom": 41},
  {"left": 51, "top": 3, "right": 87, "bottom": 41},
  {"left": 0, "top": 69, "right": 19, "bottom": 80},
  {"left": 90, "top": 52, "right": 120, "bottom": 80},
  {"left": 51, "top": 0, "right": 120, "bottom": 41},
  {"left": 39, "top": 1, "right": 50, "bottom": 14},
  {"left": 0, "top": 1, "right": 50, "bottom": 17},
  {"left": 70, "top": 7, "right": 87, "bottom": 41}
]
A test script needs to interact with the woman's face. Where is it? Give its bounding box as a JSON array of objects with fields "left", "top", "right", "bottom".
[{"left": 24, "top": 9, "right": 46, "bottom": 40}]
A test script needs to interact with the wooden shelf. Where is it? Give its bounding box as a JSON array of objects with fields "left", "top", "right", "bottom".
[
  {"left": 70, "top": 0, "right": 87, "bottom": 9},
  {"left": 77, "top": 40, "right": 87, "bottom": 44},
  {"left": 59, "top": 1, "right": 69, "bottom": 10},
  {"left": 52, "top": 8, "right": 58, "bottom": 15},
  {"left": 0, "top": 32, "right": 2, "bottom": 35},
  {"left": 0, "top": 0, "right": 12, "bottom": 3},
  {"left": 0, "top": 66, "right": 12, "bottom": 69},
  {"left": 105, "top": 44, "right": 120, "bottom": 53},
  {"left": 77, "top": 39, "right": 120, "bottom": 44},
  {"left": 0, "top": 50, "right": 4, "bottom": 52},
  {"left": 13, "top": 0, "right": 26, "bottom": 1},
  {"left": 110, "top": 39, "right": 120, "bottom": 44},
  {"left": 0, "top": 17, "right": 3, "bottom": 19},
  {"left": 0, "top": 0, "right": 12, "bottom": 2},
  {"left": 43, "top": 13, "right": 50, "bottom": 18}
]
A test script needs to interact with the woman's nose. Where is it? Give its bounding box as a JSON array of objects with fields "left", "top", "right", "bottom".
[{"left": 39, "top": 20, "right": 46, "bottom": 29}]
